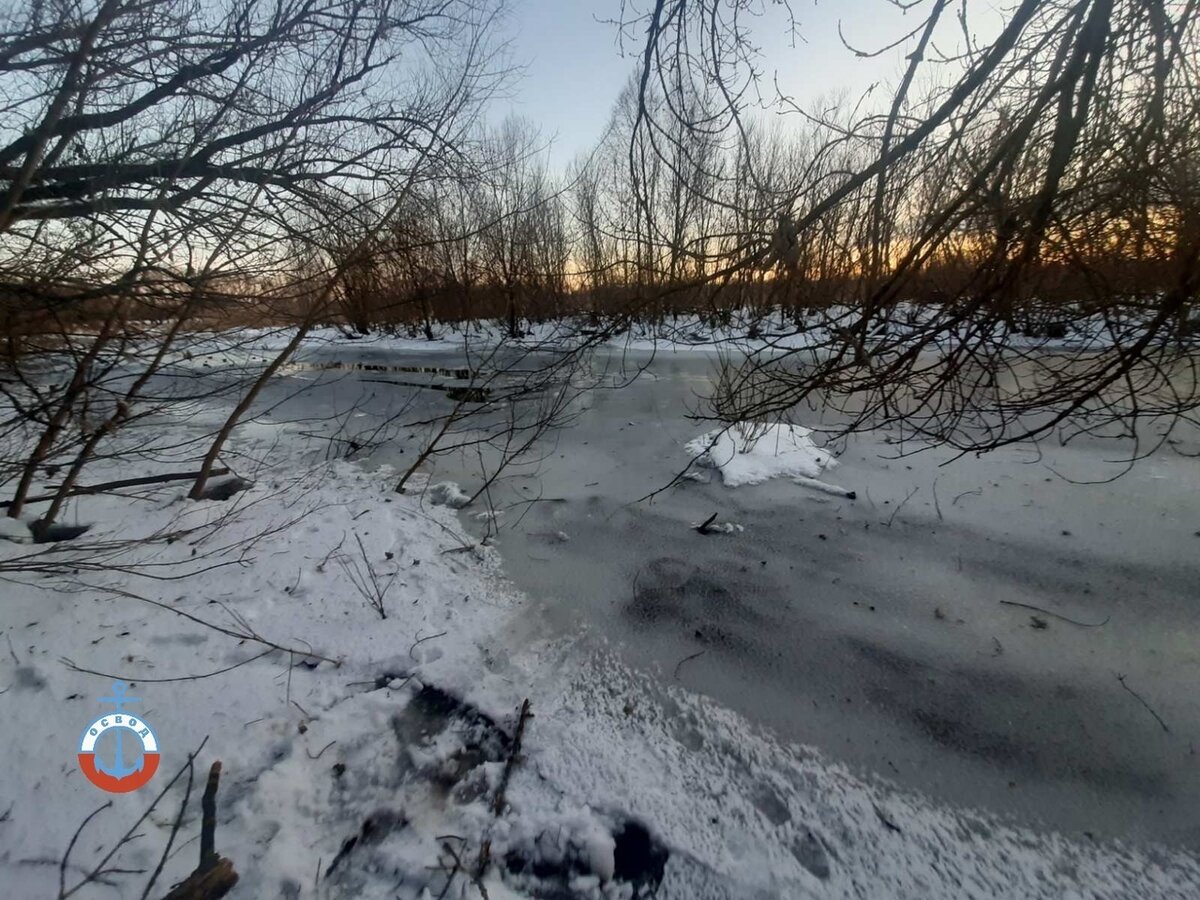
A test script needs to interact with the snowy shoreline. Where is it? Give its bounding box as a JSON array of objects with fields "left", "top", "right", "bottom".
[{"left": 4, "top": 438, "right": 1200, "bottom": 898}]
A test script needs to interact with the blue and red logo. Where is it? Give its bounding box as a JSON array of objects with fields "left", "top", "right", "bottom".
[{"left": 78, "top": 681, "right": 160, "bottom": 793}]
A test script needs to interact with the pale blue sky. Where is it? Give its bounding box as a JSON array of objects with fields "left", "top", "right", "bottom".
[{"left": 496, "top": 0, "right": 998, "bottom": 167}]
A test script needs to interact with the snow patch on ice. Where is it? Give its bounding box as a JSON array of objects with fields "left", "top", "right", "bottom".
[
  {"left": 429, "top": 480, "right": 471, "bottom": 508},
  {"left": 694, "top": 519, "right": 744, "bottom": 534},
  {"left": 686, "top": 423, "right": 835, "bottom": 487}
]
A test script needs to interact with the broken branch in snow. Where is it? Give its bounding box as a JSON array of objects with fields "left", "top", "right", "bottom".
[
  {"left": 2, "top": 469, "right": 232, "bottom": 510},
  {"left": 793, "top": 476, "right": 856, "bottom": 499},
  {"left": 199, "top": 764, "right": 221, "bottom": 866},
  {"left": 140, "top": 751, "right": 198, "bottom": 899},
  {"left": 872, "top": 802, "right": 903, "bottom": 833},
  {"left": 493, "top": 699, "right": 533, "bottom": 816},
  {"left": 695, "top": 512, "right": 718, "bottom": 534},
  {"left": 61, "top": 739, "right": 210, "bottom": 899},
  {"left": 1116, "top": 673, "right": 1170, "bottom": 733},
  {"left": 999, "top": 600, "right": 1110, "bottom": 628},
  {"left": 162, "top": 761, "right": 238, "bottom": 900},
  {"left": 475, "top": 699, "right": 533, "bottom": 886}
]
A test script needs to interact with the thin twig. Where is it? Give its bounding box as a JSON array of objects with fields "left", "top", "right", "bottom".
[
  {"left": 409, "top": 630, "right": 447, "bottom": 662},
  {"left": 884, "top": 487, "right": 919, "bottom": 527},
  {"left": 93, "top": 585, "right": 341, "bottom": 666},
  {"left": 999, "top": 600, "right": 1109, "bottom": 627},
  {"left": 60, "top": 802, "right": 112, "bottom": 900},
  {"left": 61, "top": 648, "right": 274, "bottom": 683},
  {"left": 435, "top": 841, "right": 464, "bottom": 900},
  {"left": 1116, "top": 673, "right": 1170, "bottom": 733},
  {"left": 305, "top": 740, "right": 337, "bottom": 760},
  {"left": 673, "top": 649, "right": 707, "bottom": 679},
  {"left": 139, "top": 752, "right": 197, "bottom": 899}
]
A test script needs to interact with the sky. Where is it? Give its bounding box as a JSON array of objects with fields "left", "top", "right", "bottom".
[{"left": 497, "top": 0, "right": 999, "bottom": 168}]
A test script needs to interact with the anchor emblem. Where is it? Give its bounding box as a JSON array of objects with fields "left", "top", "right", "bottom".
[
  {"left": 78, "top": 680, "right": 161, "bottom": 793},
  {"left": 95, "top": 682, "right": 142, "bottom": 779}
]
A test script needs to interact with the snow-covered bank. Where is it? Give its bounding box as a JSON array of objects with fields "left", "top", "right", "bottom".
[
  {"left": 3, "top": 436, "right": 1200, "bottom": 898},
  {"left": 170, "top": 299, "right": 1130, "bottom": 373}
]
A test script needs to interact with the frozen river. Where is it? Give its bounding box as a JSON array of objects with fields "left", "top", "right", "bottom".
[{"left": 281, "top": 339, "right": 1200, "bottom": 849}]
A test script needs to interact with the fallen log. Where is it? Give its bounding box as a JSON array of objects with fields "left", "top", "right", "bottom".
[{"left": 2, "top": 468, "right": 230, "bottom": 510}]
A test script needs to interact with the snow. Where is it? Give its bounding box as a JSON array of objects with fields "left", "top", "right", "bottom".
[
  {"left": 0, "top": 515, "right": 32, "bottom": 543},
  {"left": 2, "top": 348, "right": 1199, "bottom": 899},
  {"left": 693, "top": 518, "right": 744, "bottom": 533},
  {"left": 686, "top": 422, "right": 837, "bottom": 487},
  {"left": 428, "top": 480, "right": 471, "bottom": 508}
]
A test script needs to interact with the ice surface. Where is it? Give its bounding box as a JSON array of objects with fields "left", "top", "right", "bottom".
[{"left": 4, "top": 333, "right": 1199, "bottom": 899}]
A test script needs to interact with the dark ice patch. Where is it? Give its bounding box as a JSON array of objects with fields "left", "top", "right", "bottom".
[
  {"left": 504, "top": 818, "right": 669, "bottom": 899},
  {"left": 613, "top": 820, "right": 670, "bottom": 896},
  {"left": 30, "top": 521, "right": 91, "bottom": 543},
  {"left": 391, "top": 685, "right": 511, "bottom": 788},
  {"left": 14, "top": 666, "right": 46, "bottom": 690},
  {"left": 325, "top": 808, "right": 408, "bottom": 879},
  {"left": 791, "top": 828, "right": 833, "bottom": 880},
  {"left": 750, "top": 783, "right": 792, "bottom": 826},
  {"left": 197, "top": 475, "right": 254, "bottom": 501}
]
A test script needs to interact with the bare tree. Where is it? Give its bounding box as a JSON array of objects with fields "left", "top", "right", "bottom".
[
  {"left": 0, "top": 0, "right": 511, "bottom": 518},
  {"left": 623, "top": 0, "right": 1200, "bottom": 458},
  {"left": 473, "top": 117, "right": 562, "bottom": 338}
]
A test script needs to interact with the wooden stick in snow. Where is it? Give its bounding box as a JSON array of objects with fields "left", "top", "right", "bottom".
[{"left": 162, "top": 762, "right": 238, "bottom": 900}]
